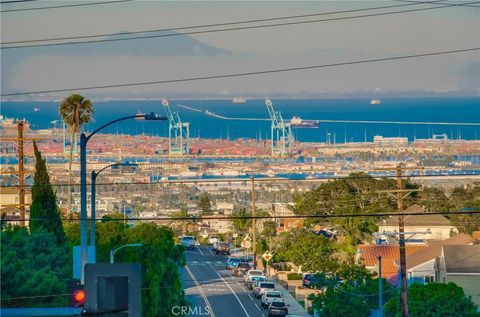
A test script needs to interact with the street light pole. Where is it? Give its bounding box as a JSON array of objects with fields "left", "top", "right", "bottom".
[
  {"left": 90, "top": 163, "right": 137, "bottom": 258},
  {"left": 80, "top": 113, "right": 166, "bottom": 284},
  {"left": 110, "top": 243, "right": 144, "bottom": 263}
]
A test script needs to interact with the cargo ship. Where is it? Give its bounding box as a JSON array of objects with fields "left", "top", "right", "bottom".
[
  {"left": 290, "top": 116, "right": 319, "bottom": 128},
  {"left": 370, "top": 99, "right": 381, "bottom": 105}
]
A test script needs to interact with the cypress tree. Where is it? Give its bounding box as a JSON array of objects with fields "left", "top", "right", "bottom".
[{"left": 30, "top": 141, "right": 65, "bottom": 244}]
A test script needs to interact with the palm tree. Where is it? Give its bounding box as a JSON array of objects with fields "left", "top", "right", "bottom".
[{"left": 59, "top": 94, "right": 94, "bottom": 215}]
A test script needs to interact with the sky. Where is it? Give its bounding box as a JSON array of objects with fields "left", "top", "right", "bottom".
[{"left": 1, "top": 0, "right": 479, "bottom": 100}]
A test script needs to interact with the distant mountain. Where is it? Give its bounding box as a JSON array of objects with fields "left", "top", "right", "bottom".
[{"left": 1, "top": 31, "right": 232, "bottom": 88}]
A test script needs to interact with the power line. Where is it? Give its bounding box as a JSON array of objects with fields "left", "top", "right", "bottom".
[
  {"left": 0, "top": 0, "right": 133, "bottom": 13},
  {"left": 4, "top": 210, "right": 478, "bottom": 222},
  {"left": 2, "top": 1, "right": 478, "bottom": 49},
  {"left": 0, "top": 0, "right": 39, "bottom": 4},
  {"left": 1, "top": 171, "right": 479, "bottom": 188},
  {"left": 0, "top": 0, "right": 447, "bottom": 45},
  {"left": 2, "top": 47, "right": 478, "bottom": 97}
]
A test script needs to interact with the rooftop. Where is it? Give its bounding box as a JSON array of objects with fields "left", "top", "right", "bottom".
[
  {"left": 378, "top": 205, "right": 452, "bottom": 227},
  {"left": 407, "top": 233, "right": 474, "bottom": 270},
  {"left": 443, "top": 245, "right": 480, "bottom": 274}
]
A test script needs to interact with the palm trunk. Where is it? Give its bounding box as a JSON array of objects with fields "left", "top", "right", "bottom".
[{"left": 67, "top": 130, "right": 75, "bottom": 217}]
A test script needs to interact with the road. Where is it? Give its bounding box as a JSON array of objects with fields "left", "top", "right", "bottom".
[{"left": 179, "top": 245, "right": 309, "bottom": 317}]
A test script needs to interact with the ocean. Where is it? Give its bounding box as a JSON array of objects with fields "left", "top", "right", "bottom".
[{"left": 1, "top": 97, "right": 479, "bottom": 143}]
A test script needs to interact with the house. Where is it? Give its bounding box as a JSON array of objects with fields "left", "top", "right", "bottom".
[
  {"left": 439, "top": 245, "right": 480, "bottom": 306},
  {"left": 270, "top": 203, "right": 304, "bottom": 233},
  {"left": 405, "top": 233, "right": 474, "bottom": 285},
  {"left": 376, "top": 204, "right": 458, "bottom": 244},
  {"left": 0, "top": 186, "right": 32, "bottom": 206},
  {"left": 357, "top": 244, "right": 427, "bottom": 285}
]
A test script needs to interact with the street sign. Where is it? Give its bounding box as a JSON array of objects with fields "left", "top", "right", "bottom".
[
  {"left": 233, "top": 233, "right": 238, "bottom": 238},
  {"left": 243, "top": 235, "right": 252, "bottom": 242},
  {"left": 244, "top": 241, "right": 252, "bottom": 249},
  {"left": 262, "top": 251, "right": 273, "bottom": 262}
]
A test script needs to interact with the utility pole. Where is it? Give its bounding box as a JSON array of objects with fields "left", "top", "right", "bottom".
[
  {"left": 0, "top": 122, "right": 37, "bottom": 227},
  {"left": 378, "top": 255, "right": 383, "bottom": 317},
  {"left": 18, "top": 121, "right": 25, "bottom": 227},
  {"left": 376, "top": 163, "right": 423, "bottom": 317},
  {"left": 251, "top": 177, "right": 257, "bottom": 270}
]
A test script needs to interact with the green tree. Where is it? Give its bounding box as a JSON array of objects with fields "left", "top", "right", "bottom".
[
  {"left": 384, "top": 282, "right": 478, "bottom": 317},
  {"left": 30, "top": 141, "right": 65, "bottom": 244},
  {"left": 449, "top": 185, "right": 480, "bottom": 234},
  {"left": 293, "top": 173, "right": 394, "bottom": 249},
  {"left": 261, "top": 220, "right": 277, "bottom": 238},
  {"left": 59, "top": 94, "right": 94, "bottom": 215},
  {"left": 233, "top": 209, "right": 252, "bottom": 233},
  {"left": 197, "top": 192, "right": 212, "bottom": 215},
  {"left": 310, "top": 265, "right": 393, "bottom": 317},
  {"left": 276, "top": 229, "right": 338, "bottom": 273},
  {"left": 1, "top": 227, "right": 70, "bottom": 308}
]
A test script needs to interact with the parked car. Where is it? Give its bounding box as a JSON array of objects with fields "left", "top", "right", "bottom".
[
  {"left": 253, "top": 281, "right": 276, "bottom": 299},
  {"left": 244, "top": 269, "right": 264, "bottom": 283},
  {"left": 234, "top": 262, "right": 251, "bottom": 277},
  {"left": 302, "top": 274, "right": 319, "bottom": 288},
  {"left": 181, "top": 236, "right": 196, "bottom": 250},
  {"left": 247, "top": 275, "right": 266, "bottom": 290},
  {"left": 261, "top": 291, "right": 284, "bottom": 308},
  {"left": 226, "top": 257, "right": 241, "bottom": 270},
  {"left": 267, "top": 301, "right": 288, "bottom": 317},
  {"left": 208, "top": 235, "right": 218, "bottom": 245},
  {"left": 215, "top": 242, "right": 230, "bottom": 255}
]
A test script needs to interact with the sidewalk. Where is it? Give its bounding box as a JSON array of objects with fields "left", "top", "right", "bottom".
[{"left": 273, "top": 280, "right": 311, "bottom": 317}]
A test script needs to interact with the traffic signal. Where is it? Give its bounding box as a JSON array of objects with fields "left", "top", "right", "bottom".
[
  {"left": 68, "top": 280, "right": 85, "bottom": 308},
  {"left": 73, "top": 289, "right": 86, "bottom": 307}
]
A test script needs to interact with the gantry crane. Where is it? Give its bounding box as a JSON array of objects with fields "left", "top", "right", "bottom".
[
  {"left": 265, "top": 99, "right": 293, "bottom": 156},
  {"left": 162, "top": 98, "right": 190, "bottom": 156}
]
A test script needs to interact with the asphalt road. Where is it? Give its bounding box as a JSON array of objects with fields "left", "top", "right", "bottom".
[{"left": 180, "top": 245, "right": 280, "bottom": 317}]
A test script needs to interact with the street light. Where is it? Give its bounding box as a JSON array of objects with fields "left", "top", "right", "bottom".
[
  {"left": 110, "top": 243, "right": 144, "bottom": 263},
  {"left": 80, "top": 112, "right": 166, "bottom": 284},
  {"left": 90, "top": 162, "right": 138, "bottom": 259}
]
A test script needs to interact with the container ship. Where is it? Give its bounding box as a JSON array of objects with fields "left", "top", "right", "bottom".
[{"left": 290, "top": 116, "right": 319, "bottom": 128}]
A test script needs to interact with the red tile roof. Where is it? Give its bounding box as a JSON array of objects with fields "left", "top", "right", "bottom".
[{"left": 358, "top": 244, "right": 427, "bottom": 282}]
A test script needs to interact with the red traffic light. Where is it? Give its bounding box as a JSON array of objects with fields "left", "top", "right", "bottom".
[{"left": 73, "top": 289, "right": 86, "bottom": 304}]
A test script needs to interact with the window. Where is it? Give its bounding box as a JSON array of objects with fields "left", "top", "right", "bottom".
[{"left": 424, "top": 275, "right": 435, "bottom": 283}]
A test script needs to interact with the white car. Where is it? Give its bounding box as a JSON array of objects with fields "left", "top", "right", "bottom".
[
  {"left": 253, "top": 281, "right": 276, "bottom": 299},
  {"left": 208, "top": 236, "right": 218, "bottom": 245},
  {"left": 243, "top": 269, "right": 264, "bottom": 283},
  {"left": 261, "top": 291, "right": 284, "bottom": 308}
]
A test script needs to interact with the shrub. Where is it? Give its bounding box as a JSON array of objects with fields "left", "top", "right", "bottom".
[{"left": 287, "top": 273, "right": 303, "bottom": 280}]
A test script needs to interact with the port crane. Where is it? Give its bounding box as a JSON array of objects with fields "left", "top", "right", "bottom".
[
  {"left": 162, "top": 98, "right": 190, "bottom": 156},
  {"left": 265, "top": 99, "right": 293, "bottom": 156}
]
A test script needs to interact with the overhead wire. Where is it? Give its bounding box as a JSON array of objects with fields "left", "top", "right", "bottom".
[
  {"left": 3, "top": 210, "right": 478, "bottom": 222},
  {"left": 0, "top": 0, "right": 39, "bottom": 3},
  {"left": 0, "top": 0, "right": 133, "bottom": 13},
  {"left": 2, "top": 1, "right": 478, "bottom": 49},
  {"left": 1, "top": 171, "right": 479, "bottom": 187},
  {"left": 1, "top": 47, "right": 478, "bottom": 96},
  {"left": 0, "top": 0, "right": 449, "bottom": 45}
]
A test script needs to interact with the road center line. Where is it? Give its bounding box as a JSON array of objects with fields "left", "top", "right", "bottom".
[
  {"left": 196, "top": 245, "right": 204, "bottom": 256},
  {"left": 185, "top": 265, "right": 215, "bottom": 317},
  {"left": 208, "top": 264, "right": 251, "bottom": 317}
]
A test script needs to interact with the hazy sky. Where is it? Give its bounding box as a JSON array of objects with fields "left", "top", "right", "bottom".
[{"left": 1, "top": 0, "right": 479, "bottom": 99}]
